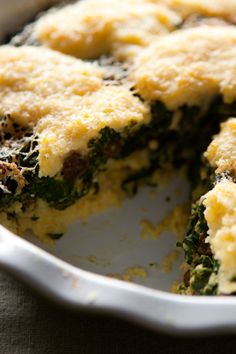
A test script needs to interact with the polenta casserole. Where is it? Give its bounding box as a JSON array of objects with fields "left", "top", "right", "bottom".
[{"left": 2, "top": 0, "right": 236, "bottom": 295}]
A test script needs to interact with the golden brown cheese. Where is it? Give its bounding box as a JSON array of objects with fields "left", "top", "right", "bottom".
[
  {"left": 34, "top": 0, "right": 181, "bottom": 61},
  {"left": 203, "top": 180, "right": 236, "bottom": 294},
  {"left": 0, "top": 45, "right": 103, "bottom": 126},
  {"left": 131, "top": 26, "right": 236, "bottom": 110},
  {"left": 162, "top": 0, "right": 236, "bottom": 20},
  {"left": 38, "top": 85, "right": 150, "bottom": 176},
  {"left": 0, "top": 46, "right": 150, "bottom": 177},
  {"left": 205, "top": 118, "right": 236, "bottom": 174}
]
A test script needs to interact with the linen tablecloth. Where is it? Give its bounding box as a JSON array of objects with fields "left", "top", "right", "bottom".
[{"left": 1, "top": 271, "right": 236, "bottom": 353}]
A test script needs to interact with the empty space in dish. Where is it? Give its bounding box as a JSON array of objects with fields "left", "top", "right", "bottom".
[{"left": 29, "top": 174, "right": 190, "bottom": 292}]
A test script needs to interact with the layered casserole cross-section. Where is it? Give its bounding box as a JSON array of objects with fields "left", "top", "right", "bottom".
[{"left": 2, "top": 0, "right": 236, "bottom": 295}]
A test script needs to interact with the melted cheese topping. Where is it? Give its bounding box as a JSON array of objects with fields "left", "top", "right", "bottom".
[
  {"left": 131, "top": 26, "right": 236, "bottom": 110},
  {"left": 163, "top": 0, "right": 236, "bottom": 20},
  {"left": 203, "top": 180, "right": 236, "bottom": 294},
  {"left": 205, "top": 118, "right": 236, "bottom": 174},
  {"left": 34, "top": 0, "right": 181, "bottom": 61},
  {"left": 0, "top": 46, "right": 150, "bottom": 177}
]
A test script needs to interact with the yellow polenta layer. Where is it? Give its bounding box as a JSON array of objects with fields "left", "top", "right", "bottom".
[
  {"left": 131, "top": 26, "right": 236, "bottom": 110},
  {"left": 0, "top": 45, "right": 150, "bottom": 177},
  {"left": 34, "top": 0, "right": 181, "bottom": 61},
  {"left": 205, "top": 118, "right": 236, "bottom": 175},
  {"left": 163, "top": 0, "right": 236, "bottom": 20},
  {"left": 0, "top": 150, "right": 150, "bottom": 241},
  {"left": 203, "top": 118, "right": 236, "bottom": 294},
  {"left": 203, "top": 180, "right": 236, "bottom": 294}
]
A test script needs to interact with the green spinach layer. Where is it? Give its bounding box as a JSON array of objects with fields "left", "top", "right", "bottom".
[{"left": 178, "top": 164, "right": 236, "bottom": 295}]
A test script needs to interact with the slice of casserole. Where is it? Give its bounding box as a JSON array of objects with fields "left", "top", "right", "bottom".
[
  {"left": 180, "top": 119, "right": 236, "bottom": 295},
  {"left": 0, "top": 45, "right": 156, "bottom": 239},
  {"left": 130, "top": 26, "right": 236, "bottom": 295}
]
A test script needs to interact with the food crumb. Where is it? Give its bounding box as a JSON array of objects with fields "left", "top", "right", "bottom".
[
  {"left": 160, "top": 250, "right": 180, "bottom": 272},
  {"left": 87, "top": 255, "right": 111, "bottom": 267},
  {"left": 140, "top": 219, "right": 162, "bottom": 239},
  {"left": 140, "top": 204, "right": 189, "bottom": 240},
  {"left": 170, "top": 281, "right": 179, "bottom": 293},
  {"left": 149, "top": 262, "right": 158, "bottom": 269},
  {"left": 107, "top": 266, "right": 147, "bottom": 282}
]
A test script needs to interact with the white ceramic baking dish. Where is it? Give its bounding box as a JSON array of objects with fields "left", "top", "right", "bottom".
[{"left": 1, "top": 0, "right": 236, "bottom": 335}]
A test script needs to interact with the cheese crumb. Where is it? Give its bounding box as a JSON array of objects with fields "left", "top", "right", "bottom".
[
  {"left": 160, "top": 250, "right": 180, "bottom": 272},
  {"left": 108, "top": 266, "right": 147, "bottom": 281},
  {"left": 140, "top": 204, "right": 189, "bottom": 240}
]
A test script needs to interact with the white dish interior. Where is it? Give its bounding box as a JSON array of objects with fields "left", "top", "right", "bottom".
[{"left": 29, "top": 174, "right": 189, "bottom": 292}]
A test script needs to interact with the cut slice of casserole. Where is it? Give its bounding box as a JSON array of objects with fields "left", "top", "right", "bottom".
[
  {"left": 130, "top": 25, "right": 236, "bottom": 295},
  {"left": 180, "top": 119, "right": 236, "bottom": 295},
  {"left": 1, "top": 44, "right": 185, "bottom": 240},
  {"left": 0, "top": 45, "right": 155, "bottom": 239}
]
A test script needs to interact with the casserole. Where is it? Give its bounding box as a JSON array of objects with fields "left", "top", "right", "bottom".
[{"left": 1, "top": 0, "right": 236, "bottom": 335}]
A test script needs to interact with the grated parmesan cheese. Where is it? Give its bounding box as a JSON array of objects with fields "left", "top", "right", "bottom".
[
  {"left": 0, "top": 45, "right": 150, "bottom": 177},
  {"left": 34, "top": 0, "right": 181, "bottom": 61},
  {"left": 162, "top": 0, "right": 236, "bottom": 20},
  {"left": 131, "top": 26, "right": 236, "bottom": 109}
]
